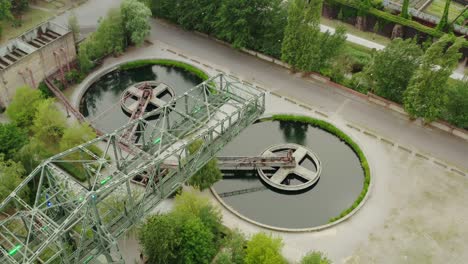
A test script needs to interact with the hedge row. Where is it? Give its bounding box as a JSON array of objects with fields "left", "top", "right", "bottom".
[{"left": 269, "top": 114, "right": 371, "bottom": 223}]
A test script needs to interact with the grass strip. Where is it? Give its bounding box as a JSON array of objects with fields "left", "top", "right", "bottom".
[{"left": 119, "top": 59, "right": 209, "bottom": 81}]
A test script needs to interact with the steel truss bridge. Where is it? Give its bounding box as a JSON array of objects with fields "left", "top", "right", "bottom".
[{"left": 0, "top": 74, "right": 265, "bottom": 264}]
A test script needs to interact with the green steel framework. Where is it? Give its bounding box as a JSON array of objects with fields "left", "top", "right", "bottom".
[{"left": 0, "top": 74, "right": 265, "bottom": 264}]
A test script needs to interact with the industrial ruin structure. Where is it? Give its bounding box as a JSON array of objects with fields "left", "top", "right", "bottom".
[{"left": 0, "top": 21, "right": 76, "bottom": 107}]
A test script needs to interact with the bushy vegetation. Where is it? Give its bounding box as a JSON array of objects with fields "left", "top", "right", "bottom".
[
  {"left": 78, "top": 0, "right": 151, "bottom": 73},
  {"left": 139, "top": 190, "right": 223, "bottom": 264},
  {"left": 186, "top": 139, "right": 222, "bottom": 191},
  {"left": 140, "top": 190, "right": 294, "bottom": 264},
  {"left": 269, "top": 114, "right": 370, "bottom": 223},
  {"left": 3, "top": 87, "right": 100, "bottom": 183},
  {"left": 404, "top": 35, "right": 464, "bottom": 123},
  {"left": 119, "top": 59, "right": 209, "bottom": 80},
  {"left": 149, "top": 0, "right": 286, "bottom": 58},
  {"left": 301, "top": 251, "right": 332, "bottom": 264},
  {"left": 365, "top": 38, "right": 423, "bottom": 104},
  {"left": 282, "top": 0, "right": 347, "bottom": 73},
  {"left": 146, "top": 0, "right": 466, "bottom": 129}
]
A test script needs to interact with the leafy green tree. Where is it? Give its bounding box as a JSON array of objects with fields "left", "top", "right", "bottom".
[
  {"left": 282, "top": 0, "right": 344, "bottom": 72},
  {"left": 139, "top": 191, "right": 221, "bottom": 263},
  {"left": 60, "top": 123, "right": 96, "bottom": 151},
  {"left": 176, "top": 0, "right": 221, "bottom": 33},
  {"left": 78, "top": 41, "right": 94, "bottom": 73},
  {"left": 139, "top": 213, "right": 180, "bottom": 264},
  {"left": 179, "top": 216, "right": 217, "bottom": 264},
  {"left": 121, "top": 0, "right": 152, "bottom": 46},
  {"left": 443, "top": 79, "right": 468, "bottom": 128},
  {"left": 68, "top": 12, "right": 80, "bottom": 41},
  {"left": 173, "top": 190, "right": 222, "bottom": 238},
  {"left": 32, "top": 99, "right": 67, "bottom": 145},
  {"left": 0, "top": 123, "right": 28, "bottom": 160},
  {"left": 404, "top": 35, "right": 464, "bottom": 122},
  {"left": 149, "top": 0, "right": 176, "bottom": 21},
  {"left": 282, "top": 0, "right": 308, "bottom": 67},
  {"left": 304, "top": 26, "right": 346, "bottom": 72},
  {"left": 401, "top": 0, "right": 410, "bottom": 19},
  {"left": 0, "top": 0, "right": 12, "bottom": 21},
  {"left": 217, "top": 229, "right": 247, "bottom": 264},
  {"left": 215, "top": 251, "right": 234, "bottom": 264},
  {"left": 301, "top": 251, "right": 332, "bottom": 264},
  {"left": 95, "top": 8, "right": 125, "bottom": 55},
  {"left": 187, "top": 140, "right": 222, "bottom": 191},
  {"left": 11, "top": 0, "right": 28, "bottom": 15},
  {"left": 15, "top": 138, "right": 52, "bottom": 174},
  {"left": 365, "top": 38, "right": 423, "bottom": 103},
  {"left": 0, "top": 155, "right": 28, "bottom": 208},
  {"left": 437, "top": 0, "right": 451, "bottom": 31},
  {"left": 6, "top": 86, "right": 43, "bottom": 129},
  {"left": 244, "top": 233, "right": 286, "bottom": 264},
  {"left": 214, "top": 0, "right": 286, "bottom": 55}
]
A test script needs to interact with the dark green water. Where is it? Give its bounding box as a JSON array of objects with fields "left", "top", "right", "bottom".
[
  {"left": 213, "top": 120, "right": 364, "bottom": 229},
  {"left": 80, "top": 65, "right": 203, "bottom": 132}
]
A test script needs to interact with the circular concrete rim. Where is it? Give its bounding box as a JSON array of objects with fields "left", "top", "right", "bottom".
[
  {"left": 257, "top": 143, "right": 322, "bottom": 192},
  {"left": 210, "top": 112, "right": 373, "bottom": 232},
  {"left": 72, "top": 58, "right": 210, "bottom": 110},
  {"left": 120, "top": 81, "right": 176, "bottom": 115}
]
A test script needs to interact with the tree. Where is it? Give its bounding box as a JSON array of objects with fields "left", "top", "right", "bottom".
[
  {"left": 173, "top": 190, "right": 222, "bottom": 238},
  {"left": 95, "top": 8, "right": 125, "bottom": 55},
  {"left": 214, "top": 0, "right": 286, "bottom": 55},
  {"left": 139, "top": 191, "right": 222, "bottom": 263},
  {"left": 282, "top": 0, "right": 345, "bottom": 72},
  {"left": 32, "top": 99, "right": 67, "bottom": 145},
  {"left": 179, "top": 216, "right": 217, "bottom": 264},
  {"left": 186, "top": 140, "right": 222, "bottom": 191},
  {"left": 0, "top": 155, "right": 28, "bottom": 208},
  {"left": 244, "top": 233, "right": 286, "bottom": 264},
  {"left": 6, "top": 86, "right": 43, "bottom": 129},
  {"left": 443, "top": 79, "right": 468, "bottom": 128},
  {"left": 404, "top": 35, "right": 464, "bottom": 122},
  {"left": 365, "top": 38, "right": 423, "bottom": 103},
  {"left": 15, "top": 138, "right": 52, "bottom": 174},
  {"left": 139, "top": 213, "right": 181, "bottom": 264},
  {"left": 217, "top": 229, "right": 247, "bottom": 264},
  {"left": 60, "top": 123, "right": 96, "bottom": 151},
  {"left": 0, "top": 0, "right": 12, "bottom": 21},
  {"left": 176, "top": 0, "right": 221, "bottom": 33},
  {"left": 401, "top": 0, "right": 410, "bottom": 19},
  {"left": 304, "top": 26, "right": 346, "bottom": 72},
  {"left": 0, "top": 123, "right": 28, "bottom": 160},
  {"left": 301, "top": 251, "right": 332, "bottom": 264},
  {"left": 282, "top": 0, "right": 308, "bottom": 68},
  {"left": 437, "top": 0, "right": 451, "bottom": 31},
  {"left": 121, "top": 0, "right": 152, "bottom": 46},
  {"left": 11, "top": 0, "right": 28, "bottom": 15},
  {"left": 68, "top": 12, "right": 80, "bottom": 41}
]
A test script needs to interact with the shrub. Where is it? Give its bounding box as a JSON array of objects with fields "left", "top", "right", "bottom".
[{"left": 38, "top": 81, "right": 53, "bottom": 98}]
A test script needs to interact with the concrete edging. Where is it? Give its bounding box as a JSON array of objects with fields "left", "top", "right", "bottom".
[
  {"left": 210, "top": 112, "right": 373, "bottom": 233},
  {"left": 72, "top": 57, "right": 211, "bottom": 110}
]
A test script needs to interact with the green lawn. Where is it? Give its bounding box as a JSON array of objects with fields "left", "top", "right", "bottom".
[
  {"left": 0, "top": 8, "right": 52, "bottom": 43},
  {"left": 425, "top": 0, "right": 466, "bottom": 21},
  {"left": 321, "top": 16, "right": 392, "bottom": 46}
]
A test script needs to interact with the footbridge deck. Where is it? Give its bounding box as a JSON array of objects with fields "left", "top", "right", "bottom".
[{"left": 0, "top": 74, "right": 265, "bottom": 264}]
